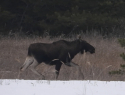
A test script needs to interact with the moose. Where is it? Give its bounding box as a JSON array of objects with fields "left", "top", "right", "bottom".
[{"left": 20, "top": 36, "right": 95, "bottom": 79}]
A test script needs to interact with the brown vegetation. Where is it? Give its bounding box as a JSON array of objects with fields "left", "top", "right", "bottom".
[{"left": 0, "top": 34, "right": 125, "bottom": 81}]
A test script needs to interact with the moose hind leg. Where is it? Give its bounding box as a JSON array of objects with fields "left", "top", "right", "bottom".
[
  {"left": 20, "top": 56, "right": 34, "bottom": 71},
  {"left": 29, "top": 59, "right": 45, "bottom": 79}
]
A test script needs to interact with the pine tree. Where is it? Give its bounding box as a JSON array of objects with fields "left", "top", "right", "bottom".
[{"left": 109, "top": 39, "right": 125, "bottom": 75}]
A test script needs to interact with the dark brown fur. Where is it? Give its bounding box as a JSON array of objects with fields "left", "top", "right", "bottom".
[{"left": 20, "top": 38, "right": 95, "bottom": 79}]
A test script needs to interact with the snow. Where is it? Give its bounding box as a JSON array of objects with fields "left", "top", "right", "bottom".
[{"left": 0, "top": 79, "right": 125, "bottom": 95}]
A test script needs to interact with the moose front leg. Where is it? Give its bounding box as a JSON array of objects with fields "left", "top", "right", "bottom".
[{"left": 55, "top": 62, "right": 62, "bottom": 80}]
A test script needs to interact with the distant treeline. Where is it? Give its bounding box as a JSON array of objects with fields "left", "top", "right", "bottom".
[{"left": 0, "top": 0, "right": 125, "bottom": 36}]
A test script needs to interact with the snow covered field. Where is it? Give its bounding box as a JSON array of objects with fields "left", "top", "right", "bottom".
[{"left": 0, "top": 79, "right": 125, "bottom": 95}]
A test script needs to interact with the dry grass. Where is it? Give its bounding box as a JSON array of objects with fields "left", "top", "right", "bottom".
[{"left": 0, "top": 34, "right": 125, "bottom": 81}]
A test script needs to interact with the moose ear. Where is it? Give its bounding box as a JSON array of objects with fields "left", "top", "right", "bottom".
[{"left": 77, "top": 35, "right": 82, "bottom": 41}]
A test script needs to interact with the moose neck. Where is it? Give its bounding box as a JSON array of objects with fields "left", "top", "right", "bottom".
[{"left": 68, "top": 40, "right": 81, "bottom": 58}]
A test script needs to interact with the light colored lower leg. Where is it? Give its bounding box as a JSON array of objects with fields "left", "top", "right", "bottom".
[
  {"left": 53, "top": 70, "right": 59, "bottom": 80},
  {"left": 69, "top": 62, "right": 84, "bottom": 79},
  {"left": 76, "top": 66, "right": 84, "bottom": 79},
  {"left": 20, "top": 56, "right": 34, "bottom": 71},
  {"left": 70, "top": 62, "right": 79, "bottom": 67},
  {"left": 29, "top": 60, "right": 45, "bottom": 79},
  {"left": 65, "top": 61, "right": 79, "bottom": 67}
]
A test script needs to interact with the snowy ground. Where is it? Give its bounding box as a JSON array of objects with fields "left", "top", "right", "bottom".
[{"left": 0, "top": 79, "right": 125, "bottom": 95}]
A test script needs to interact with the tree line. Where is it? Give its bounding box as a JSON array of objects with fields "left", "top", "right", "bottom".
[{"left": 0, "top": 0, "right": 125, "bottom": 36}]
